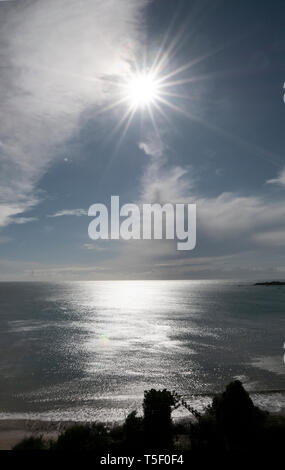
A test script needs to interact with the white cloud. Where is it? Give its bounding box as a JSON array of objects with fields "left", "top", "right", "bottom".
[
  {"left": 123, "top": 134, "right": 285, "bottom": 275},
  {"left": 48, "top": 208, "right": 87, "bottom": 218},
  {"left": 0, "top": 200, "right": 38, "bottom": 227},
  {"left": 197, "top": 193, "right": 285, "bottom": 240},
  {"left": 138, "top": 138, "right": 285, "bottom": 242},
  {"left": 139, "top": 135, "right": 165, "bottom": 158},
  {"left": 0, "top": 0, "right": 146, "bottom": 227},
  {"left": 266, "top": 166, "right": 285, "bottom": 186},
  {"left": 139, "top": 134, "right": 192, "bottom": 204}
]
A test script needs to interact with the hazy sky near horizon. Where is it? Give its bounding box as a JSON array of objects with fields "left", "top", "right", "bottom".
[{"left": 0, "top": 0, "right": 285, "bottom": 280}]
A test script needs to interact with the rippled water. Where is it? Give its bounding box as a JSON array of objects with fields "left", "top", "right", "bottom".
[{"left": 0, "top": 281, "right": 284, "bottom": 421}]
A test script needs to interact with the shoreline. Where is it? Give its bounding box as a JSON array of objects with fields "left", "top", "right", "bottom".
[
  {"left": 1, "top": 403, "right": 285, "bottom": 450},
  {"left": 0, "top": 419, "right": 83, "bottom": 450}
]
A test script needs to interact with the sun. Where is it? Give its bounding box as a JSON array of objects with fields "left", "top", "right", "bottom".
[
  {"left": 99, "top": 18, "right": 256, "bottom": 162},
  {"left": 101, "top": 24, "right": 202, "bottom": 142},
  {"left": 126, "top": 72, "right": 160, "bottom": 109}
]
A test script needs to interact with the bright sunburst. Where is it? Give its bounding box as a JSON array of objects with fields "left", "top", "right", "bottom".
[
  {"left": 99, "top": 16, "right": 254, "bottom": 152},
  {"left": 125, "top": 72, "right": 160, "bottom": 109},
  {"left": 106, "top": 61, "right": 189, "bottom": 142},
  {"left": 100, "top": 23, "right": 207, "bottom": 143}
]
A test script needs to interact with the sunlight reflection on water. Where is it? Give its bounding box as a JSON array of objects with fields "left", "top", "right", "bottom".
[{"left": 0, "top": 280, "right": 284, "bottom": 421}]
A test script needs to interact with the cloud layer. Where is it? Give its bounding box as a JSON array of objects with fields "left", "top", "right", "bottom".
[
  {"left": 96, "top": 134, "right": 285, "bottom": 278},
  {"left": 0, "top": 0, "right": 146, "bottom": 227}
]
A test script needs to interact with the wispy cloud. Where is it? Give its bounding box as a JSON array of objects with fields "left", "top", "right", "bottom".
[
  {"left": 11, "top": 216, "right": 38, "bottom": 224},
  {"left": 139, "top": 136, "right": 165, "bottom": 158},
  {"left": 48, "top": 209, "right": 87, "bottom": 218},
  {"left": 266, "top": 166, "right": 285, "bottom": 186},
  {"left": 103, "top": 133, "right": 285, "bottom": 279},
  {"left": 0, "top": 0, "right": 146, "bottom": 228},
  {"left": 139, "top": 134, "right": 193, "bottom": 204},
  {"left": 197, "top": 193, "right": 285, "bottom": 238},
  {"left": 139, "top": 135, "right": 285, "bottom": 245}
]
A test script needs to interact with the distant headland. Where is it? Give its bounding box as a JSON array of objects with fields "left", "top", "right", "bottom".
[{"left": 254, "top": 281, "right": 285, "bottom": 286}]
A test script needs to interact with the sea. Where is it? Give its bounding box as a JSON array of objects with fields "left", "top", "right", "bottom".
[{"left": 0, "top": 280, "right": 284, "bottom": 422}]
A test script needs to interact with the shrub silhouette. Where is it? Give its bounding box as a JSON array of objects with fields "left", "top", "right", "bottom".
[
  {"left": 12, "top": 435, "right": 47, "bottom": 451},
  {"left": 11, "top": 380, "right": 285, "bottom": 454},
  {"left": 53, "top": 423, "right": 110, "bottom": 452},
  {"left": 190, "top": 380, "right": 285, "bottom": 454}
]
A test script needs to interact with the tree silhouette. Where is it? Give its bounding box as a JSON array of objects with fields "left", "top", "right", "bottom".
[
  {"left": 213, "top": 380, "right": 256, "bottom": 450},
  {"left": 143, "top": 388, "right": 179, "bottom": 449}
]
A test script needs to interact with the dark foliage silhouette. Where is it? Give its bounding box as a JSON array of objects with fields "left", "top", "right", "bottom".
[
  {"left": 143, "top": 388, "right": 179, "bottom": 450},
  {"left": 13, "top": 435, "right": 47, "bottom": 451},
  {"left": 12, "top": 380, "right": 285, "bottom": 455},
  {"left": 190, "top": 380, "right": 285, "bottom": 455},
  {"left": 52, "top": 423, "right": 110, "bottom": 452}
]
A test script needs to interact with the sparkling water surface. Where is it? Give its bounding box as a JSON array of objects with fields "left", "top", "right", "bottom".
[{"left": 0, "top": 280, "right": 284, "bottom": 421}]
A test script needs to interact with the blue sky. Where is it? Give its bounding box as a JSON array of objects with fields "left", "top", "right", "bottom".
[{"left": 0, "top": 0, "right": 285, "bottom": 280}]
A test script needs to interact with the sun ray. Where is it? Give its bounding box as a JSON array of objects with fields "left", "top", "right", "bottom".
[
  {"left": 152, "top": 100, "right": 173, "bottom": 124},
  {"left": 159, "top": 90, "right": 194, "bottom": 100},
  {"left": 155, "top": 47, "right": 223, "bottom": 86},
  {"left": 105, "top": 105, "right": 133, "bottom": 143},
  {"left": 149, "top": 10, "right": 186, "bottom": 76},
  {"left": 156, "top": 96, "right": 283, "bottom": 168},
  {"left": 156, "top": 29, "right": 250, "bottom": 88},
  {"left": 114, "top": 107, "right": 137, "bottom": 152},
  {"left": 147, "top": 103, "right": 160, "bottom": 137},
  {"left": 97, "top": 96, "right": 129, "bottom": 115},
  {"left": 119, "top": 108, "right": 137, "bottom": 142},
  {"left": 156, "top": 95, "right": 192, "bottom": 119},
  {"left": 99, "top": 14, "right": 284, "bottom": 172}
]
